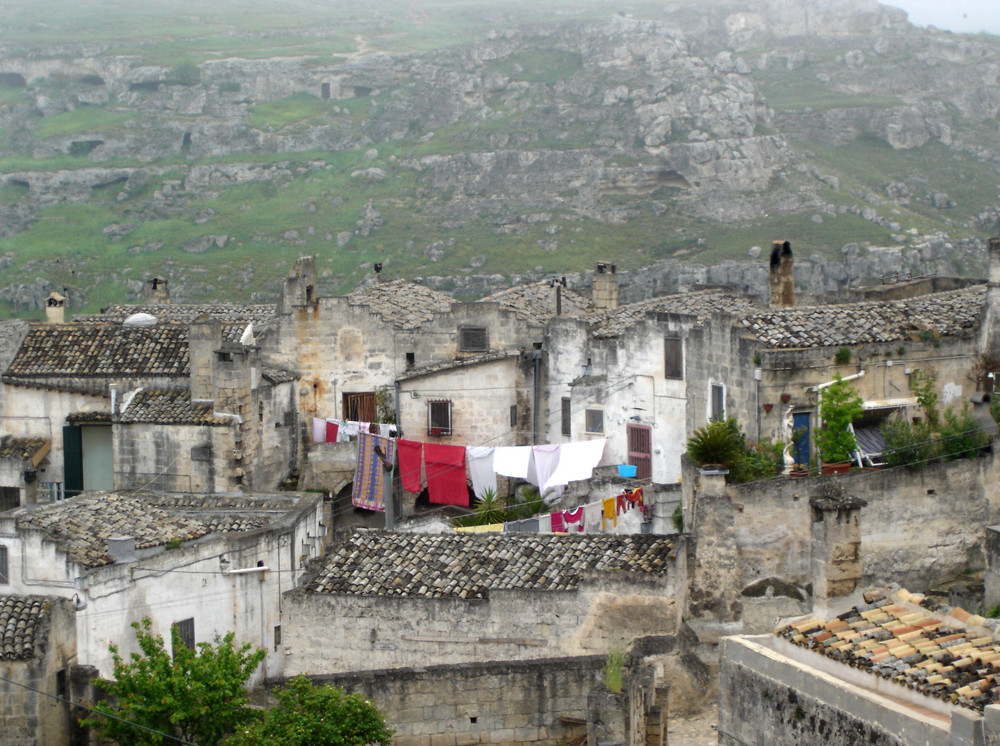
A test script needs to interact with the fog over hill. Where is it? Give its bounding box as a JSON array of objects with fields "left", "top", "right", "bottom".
[{"left": 1, "top": 0, "right": 1000, "bottom": 313}]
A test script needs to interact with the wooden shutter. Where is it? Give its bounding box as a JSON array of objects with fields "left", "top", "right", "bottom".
[
  {"left": 627, "top": 424, "right": 652, "bottom": 480},
  {"left": 664, "top": 336, "right": 683, "bottom": 379}
]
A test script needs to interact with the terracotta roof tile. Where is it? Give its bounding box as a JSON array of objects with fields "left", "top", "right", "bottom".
[
  {"left": 0, "top": 595, "right": 60, "bottom": 660},
  {"left": 348, "top": 280, "right": 454, "bottom": 330},
  {"left": 396, "top": 350, "right": 521, "bottom": 382},
  {"left": 589, "top": 289, "right": 761, "bottom": 338},
  {"left": 483, "top": 281, "right": 593, "bottom": 325},
  {"left": 0, "top": 435, "right": 49, "bottom": 465},
  {"left": 86, "top": 303, "right": 276, "bottom": 330},
  {"left": 5, "top": 323, "right": 189, "bottom": 379},
  {"left": 118, "top": 389, "right": 228, "bottom": 425},
  {"left": 777, "top": 587, "right": 1000, "bottom": 713},
  {"left": 306, "top": 531, "right": 674, "bottom": 599}
]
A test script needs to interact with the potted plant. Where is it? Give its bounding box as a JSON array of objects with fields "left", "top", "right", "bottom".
[
  {"left": 815, "top": 373, "right": 864, "bottom": 474},
  {"left": 686, "top": 418, "right": 742, "bottom": 471}
]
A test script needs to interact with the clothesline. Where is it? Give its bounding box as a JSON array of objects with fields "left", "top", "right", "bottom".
[{"left": 455, "top": 488, "right": 647, "bottom": 535}]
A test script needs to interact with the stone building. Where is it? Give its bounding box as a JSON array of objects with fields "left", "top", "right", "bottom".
[
  {"left": 0, "top": 490, "right": 323, "bottom": 679},
  {"left": 720, "top": 588, "right": 1000, "bottom": 745},
  {"left": 0, "top": 595, "right": 77, "bottom": 746}
]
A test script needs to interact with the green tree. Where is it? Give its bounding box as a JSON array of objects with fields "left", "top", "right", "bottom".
[
  {"left": 83, "top": 618, "right": 266, "bottom": 745},
  {"left": 224, "top": 676, "right": 393, "bottom": 746},
  {"left": 815, "top": 374, "right": 864, "bottom": 464}
]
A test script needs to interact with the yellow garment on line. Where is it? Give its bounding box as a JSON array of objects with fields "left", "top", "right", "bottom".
[
  {"left": 454, "top": 523, "right": 504, "bottom": 533},
  {"left": 602, "top": 497, "right": 617, "bottom": 530}
]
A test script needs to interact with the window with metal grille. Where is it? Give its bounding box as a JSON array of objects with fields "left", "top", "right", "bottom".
[
  {"left": 561, "top": 397, "right": 572, "bottom": 436},
  {"left": 173, "top": 618, "right": 195, "bottom": 653},
  {"left": 627, "top": 423, "right": 653, "bottom": 480},
  {"left": 585, "top": 409, "right": 604, "bottom": 434},
  {"left": 711, "top": 383, "right": 725, "bottom": 421},
  {"left": 427, "top": 400, "right": 452, "bottom": 436},
  {"left": 0, "top": 546, "right": 7, "bottom": 584},
  {"left": 664, "top": 336, "right": 683, "bottom": 379},
  {"left": 459, "top": 326, "right": 489, "bottom": 352}
]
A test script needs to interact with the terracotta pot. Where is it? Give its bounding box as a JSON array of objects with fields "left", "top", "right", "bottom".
[
  {"left": 820, "top": 462, "right": 851, "bottom": 475},
  {"left": 762, "top": 403, "right": 773, "bottom": 413},
  {"left": 780, "top": 393, "right": 791, "bottom": 403}
]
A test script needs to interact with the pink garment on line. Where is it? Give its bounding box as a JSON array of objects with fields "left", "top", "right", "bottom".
[{"left": 563, "top": 506, "right": 585, "bottom": 533}]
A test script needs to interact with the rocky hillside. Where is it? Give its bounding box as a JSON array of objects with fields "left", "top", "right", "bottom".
[{"left": 1, "top": 0, "right": 999, "bottom": 313}]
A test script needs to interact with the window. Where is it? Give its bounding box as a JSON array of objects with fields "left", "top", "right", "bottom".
[
  {"left": 585, "top": 409, "right": 604, "bottom": 434},
  {"left": 173, "top": 618, "right": 195, "bottom": 653},
  {"left": 427, "top": 400, "right": 452, "bottom": 436},
  {"left": 710, "top": 383, "right": 725, "bottom": 421},
  {"left": 561, "top": 397, "right": 572, "bottom": 436},
  {"left": 459, "top": 326, "right": 489, "bottom": 352},
  {"left": 0, "top": 546, "right": 7, "bottom": 584},
  {"left": 0, "top": 487, "right": 19, "bottom": 512},
  {"left": 664, "top": 336, "right": 683, "bottom": 379},
  {"left": 510, "top": 405, "right": 518, "bottom": 428},
  {"left": 405, "top": 352, "right": 415, "bottom": 369},
  {"left": 343, "top": 392, "right": 376, "bottom": 422}
]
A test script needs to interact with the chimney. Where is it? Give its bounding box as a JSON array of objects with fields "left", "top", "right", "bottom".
[
  {"left": 278, "top": 256, "right": 317, "bottom": 313},
  {"left": 769, "top": 240, "right": 794, "bottom": 308},
  {"left": 145, "top": 276, "right": 170, "bottom": 303},
  {"left": 44, "top": 291, "right": 66, "bottom": 324},
  {"left": 592, "top": 262, "right": 618, "bottom": 310},
  {"left": 374, "top": 262, "right": 383, "bottom": 284},
  {"left": 810, "top": 485, "right": 866, "bottom": 608},
  {"left": 107, "top": 535, "right": 137, "bottom": 564}
]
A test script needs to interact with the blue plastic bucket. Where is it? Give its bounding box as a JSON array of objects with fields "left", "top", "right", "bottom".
[{"left": 617, "top": 464, "right": 637, "bottom": 478}]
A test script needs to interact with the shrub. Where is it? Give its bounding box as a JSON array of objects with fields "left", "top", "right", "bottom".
[
  {"left": 815, "top": 374, "right": 864, "bottom": 464},
  {"left": 938, "top": 403, "right": 989, "bottom": 460},
  {"left": 727, "top": 439, "right": 784, "bottom": 484},
  {"left": 686, "top": 418, "right": 743, "bottom": 467},
  {"left": 882, "top": 419, "right": 936, "bottom": 469},
  {"left": 834, "top": 347, "right": 851, "bottom": 365},
  {"left": 603, "top": 647, "right": 625, "bottom": 693}
]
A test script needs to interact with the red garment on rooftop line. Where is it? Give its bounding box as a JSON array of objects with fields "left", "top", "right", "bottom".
[
  {"left": 325, "top": 421, "right": 339, "bottom": 443},
  {"left": 397, "top": 439, "right": 424, "bottom": 494},
  {"left": 424, "top": 442, "right": 469, "bottom": 506}
]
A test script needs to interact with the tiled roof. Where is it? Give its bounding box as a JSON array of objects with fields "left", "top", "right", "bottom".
[
  {"left": 0, "top": 595, "right": 57, "bottom": 660},
  {"left": 262, "top": 367, "right": 299, "bottom": 385},
  {"left": 778, "top": 587, "right": 1000, "bottom": 713},
  {"left": 306, "top": 531, "right": 675, "bottom": 599},
  {"left": 14, "top": 493, "right": 212, "bottom": 567},
  {"left": 118, "top": 389, "right": 228, "bottom": 425},
  {"left": 5, "top": 323, "right": 188, "bottom": 379},
  {"left": 141, "top": 494, "right": 305, "bottom": 533},
  {"left": 742, "top": 285, "right": 986, "bottom": 348},
  {"left": 589, "top": 289, "right": 761, "bottom": 339},
  {"left": 88, "top": 303, "right": 277, "bottom": 329},
  {"left": 0, "top": 435, "right": 49, "bottom": 466},
  {"left": 396, "top": 350, "right": 521, "bottom": 382},
  {"left": 482, "top": 281, "right": 593, "bottom": 325},
  {"left": 348, "top": 280, "right": 454, "bottom": 330}
]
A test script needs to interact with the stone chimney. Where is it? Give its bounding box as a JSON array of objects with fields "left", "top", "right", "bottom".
[
  {"left": 769, "top": 240, "right": 794, "bottom": 308},
  {"left": 145, "top": 276, "right": 170, "bottom": 303},
  {"left": 810, "top": 485, "right": 866, "bottom": 605},
  {"left": 592, "top": 262, "right": 618, "bottom": 310},
  {"left": 44, "top": 291, "right": 66, "bottom": 324},
  {"left": 374, "top": 262, "right": 383, "bottom": 283},
  {"left": 278, "top": 256, "right": 317, "bottom": 313},
  {"left": 188, "top": 317, "right": 220, "bottom": 402},
  {"left": 107, "top": 535, "right": 137, "bottom": 564},
  {"left": 980, "top": 236, "right": 1000, "bottom": 355}
]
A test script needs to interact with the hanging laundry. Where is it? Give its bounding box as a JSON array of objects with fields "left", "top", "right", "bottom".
[
  {"left": 312, "top": 417, "right": 326, "bottom": 444},
  {"left": 454, "top": 523, "right": 504, "bottom": 533},
  {"left": 325, "top": 420, "right": 339, "bottom": 443},
  {"left": 602, "top": 496, "right": 617, "bottom": 530},
  {"left": 466, "top": 446, "right": 497, "bottom": 499},
  {"left": 341, "top": 421, "right": 360, "bottom": 440},
  {"left": 494, "top": 446, "right": 532, "bottom": 479},
  {"left": 377, "top": 423, "right": 395, "bottom": 439},
  {"left": 424, "top": 442, "right": 469, "bottom": 506},
  {"left": 625, "top": 487, "right": 644, "bottom": 506},
  {"left": 606, "top": 506, "right": 643, "bottom": 535},
  {"left": 396, "top": 439, "right": 424, "bottom": 494},
  {"left": 563, "top": 506, "right": 585, "bottom": 533},
  {"left": 550, "top": 511, "right": 567, "bottom": 534},
  {"left": 544, "top": 438, "right": 607, "bottom": 491},
  {"left": 616, "top": 493, "right": 630, "bottom": 516},
  {"left": 584, "top": 502, "right": 603, "bottom": 533},
  {"left": 504, "top": 518, "right": 539, "bottom": 533},
  {"left": 529, "top": 444, "right": 562, "bottom": 501},
  {"left": 537, "top": 513, "right": 552, "bottom": 533},
  {"left": 351, "top": 433, "right": 394, "bottom": 512}
]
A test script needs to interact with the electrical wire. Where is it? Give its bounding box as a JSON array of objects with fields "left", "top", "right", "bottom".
[{"left": 0, "top": 673, "right": 195, "bottom": 745}]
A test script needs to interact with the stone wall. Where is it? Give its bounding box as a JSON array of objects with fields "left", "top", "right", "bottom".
[
  {"left": 113, "top": 421, "right": 236, "bottom": 493},
  {"left": 685, "top": 452, "right": 1000, "bottom": 623},
  {"left": 275, "top": 656, "right": 605, "bottom": 746},
  {"left": 281, "top": 570, "right": 682, "bottom": 677}
]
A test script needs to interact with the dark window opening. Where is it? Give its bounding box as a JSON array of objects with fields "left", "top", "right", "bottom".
[
  {"left": 428, "top": 400, "right": 452, "bottom": 436},
  {"left": 510, "top": 405, "right": 518, "bottom": 428},
  {"left": 459, "top": 326, "right": 489, "bottom": 352},
  {"left": 321, "top": 82, "right": 331, "bottom": 99},
  {"left": 0, "top": 487, "right": 19, "bottom": 512},
  {"left": 664, "top": 336, "right": 683, "bottom": 379},
  {"left": 274, "top": 625, "right": 282, "bottom": 651},
  {"left": 561, "top": 397, "right": 572, "bottom": 436},
  {"left": 343, "top": 392, "right": 376, "bottom": 422},
  {"left": 0, "top": 546, "right": 7, "bottom": 584},
  {"left": 406, "top": 352, "right": 415, "bottom": 369},
  {"left": 585, "top": 409, "right": 604, "bottom": 435},
  {"left": 173, "top": 618, "right": 195, "bottom": 653},
  {"left": 711, "top": 384, "right": 725, "bottom": 421}
]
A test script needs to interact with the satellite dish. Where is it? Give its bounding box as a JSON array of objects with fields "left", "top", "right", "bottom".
[{"left": 123, "top": 313, "right": 157, "bottom": 327}]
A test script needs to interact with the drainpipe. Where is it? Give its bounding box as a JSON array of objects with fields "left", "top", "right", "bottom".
[{"left": 531, "top": 343, "right": 543, "bottom": 444}]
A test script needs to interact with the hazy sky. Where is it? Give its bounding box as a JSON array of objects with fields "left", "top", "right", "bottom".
[{"left": 888, "top": 0, "right": 1000, "bottom": 35}]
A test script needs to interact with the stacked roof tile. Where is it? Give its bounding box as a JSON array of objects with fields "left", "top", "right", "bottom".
[
  {"left": 306, "top": 531, "right": 675, "bottom": 599},
  {"left": 0, "top": 435, "right": 49, "bottom": 464},
  {"left": 5, "top": 323, "right": 189, "bottom": 379},
  {"left": 778, "top": 588, "right": 1000, "bottom": 713},
  {"left": 348, "top": 280, "right": 454, "bottom": 330},
  {"left": 742, "top": 285, "right": 985, "bottom": 348},
  {"left": 589, "top": 289, "right": 761, "bottom": 339},
  {"left": 483, "top": 281, "right": 594, "bottom": 325},
  {"left": 261, "top": 367, "right": 299, "bottom": 385},
  {"left": 118, "top": 389, "right": 228, "bottom": 425},
  {"left": 0, "top": 595, "right": 56, "bottom": 660}
]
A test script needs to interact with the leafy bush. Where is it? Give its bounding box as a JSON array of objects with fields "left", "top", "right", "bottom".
[
  {"left": 727, "top": 439, "right": 784, "bottom": 484},
  {"left": 603, "top": 647, "right": 625, "bottom": 693},
  {"left": 938, "top": 404, "right": 989, "bottom": 460},
  {"left": 685, "top": 418, "right": 743, "bottom": 467},
  {"left": 882, "top": 419, "right": 936, "bottom": 469},
  {"left": 815, "top": 374, "right": 864, "bottom": 464}
]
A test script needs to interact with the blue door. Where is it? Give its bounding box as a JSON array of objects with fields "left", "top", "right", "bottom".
[{"left": 792, "top": 412, "right": 811, "bottom": 468}]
